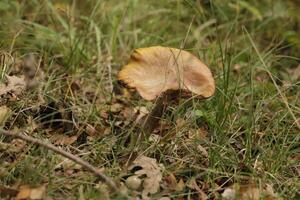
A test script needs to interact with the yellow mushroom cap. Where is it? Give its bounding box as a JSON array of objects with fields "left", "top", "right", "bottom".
[{"left": 118, "top": 46, "right": 215, "bottom": 100}]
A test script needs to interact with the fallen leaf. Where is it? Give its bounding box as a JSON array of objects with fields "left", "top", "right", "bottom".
[
  {"left": 15, "top": 184, "right": 47, "bottom": 200},
  {"left": 29, "top": 185, "right": 47, "bottom": 200},
  {"left": 164, "top": 173, "right": 177, "bottom": 191},
  {"left": 197, "top": 145, "right": 209, "bottom": 158},
  {"left": 188, "top": 128, "right": 208, "bottom": 140},
  {"left": 221, "top": 183, "right": 278, "bottom": 200},
  {"left": 187, "top": 177, "right": 208, "bottom": 200},
  {"left": 164, "top": 173, "right": 185, "bottom": 192},
  {"left": 0, "top": 75, "right": 26, "bottom": 98},
  {"left": 15, "top": 185, "right": 31, "bottom": 200},
  {"left": 51, "top": 134, "right": 78, "bottom": 145},
  {"left": 121, "top": 107, "right": 135, "bottom": 119},
  {"left": 128, "top": 156, "right": 163, "bottom": 199}
]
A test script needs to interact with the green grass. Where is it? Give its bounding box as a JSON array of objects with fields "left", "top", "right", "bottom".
[{"left": 1, "top": 0, "right": 300, "bottom": 199}]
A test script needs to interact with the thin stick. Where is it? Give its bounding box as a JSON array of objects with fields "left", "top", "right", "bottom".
[{"left": 0, "top": 129, "right": 119, "bottom": 192}]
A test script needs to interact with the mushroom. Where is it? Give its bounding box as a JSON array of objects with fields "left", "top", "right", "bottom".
[{"left": 118, "top": 46, "right": 215, "bottom": 135}]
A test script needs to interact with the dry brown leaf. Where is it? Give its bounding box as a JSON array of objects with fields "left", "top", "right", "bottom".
[
  {"left": 0, "top": 75, "right": 26, "bottom": 98},
  {"left": 121, "top": 107, "right": 135, "bottom": 119},
  {"left": 129, "top": 155, "right": 163, "bottom": 199},
  {"left": 188, "top": 128, "right": 208, "bottom": 140},
  {"left": 164, "top": 173, "right": 177, "bottom": 191},
  {"left": 164, "top": 173, "right": 185, "bottom": 192},
  {"left": 51, "top": 134, "right": 78, "bottom": 145},
  {"left": 118, "top": 46, "right": 215, "bottom": 100},
  {"left": 187, "top": 177, "right": 208, "bottom": 200},
  {"left": 15, "top": 184, "right": 46, "bottom": 200},
  {"left": 197, "top": 145, "right": 209, "bottom": 158},
  {"left": 222, "top": 183, "right": 278, "bottom": 200}
]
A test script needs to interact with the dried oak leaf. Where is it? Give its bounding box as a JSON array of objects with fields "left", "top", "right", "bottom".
[{"left": 128, "top": 156, "right": 163, "bottom": 199}]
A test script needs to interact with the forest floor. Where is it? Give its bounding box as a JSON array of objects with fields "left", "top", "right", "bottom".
[{"left": 0, "top": 0, "right": 299, "bottom": 199}]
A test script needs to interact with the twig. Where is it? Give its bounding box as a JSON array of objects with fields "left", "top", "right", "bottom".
[{"left": 0, "top": 129, "right": 119, "bottom": 192}]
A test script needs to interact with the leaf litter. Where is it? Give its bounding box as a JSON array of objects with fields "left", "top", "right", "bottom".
[
  {"left": 126, "top": 155, "right": 164, "bottom": 199},
  {"left": 0, "top": 75, "right": 26, "bottom": 103},
  {"left": 15, "top": 184, "right": 47, "bottom": 200},
  {"left": 221, "top": 182, "right": 280, "bottom": 200}
]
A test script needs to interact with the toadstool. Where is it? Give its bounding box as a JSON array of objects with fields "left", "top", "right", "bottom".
[{"left": 118, "top": 46, "right": 215, "bottom": 134}]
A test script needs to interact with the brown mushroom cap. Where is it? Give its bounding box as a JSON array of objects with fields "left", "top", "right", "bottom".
[{"left": 118, "top": 46, "right": 215, "bottom": 100}]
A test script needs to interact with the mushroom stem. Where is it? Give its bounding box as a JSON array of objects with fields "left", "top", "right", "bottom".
[{"left": 142, "top": 90, "right": 177, "bottom": 135}]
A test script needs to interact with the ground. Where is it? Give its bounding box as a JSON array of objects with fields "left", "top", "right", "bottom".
[{"left": 0, "top": 0, "right": 299, "bottom": 199}]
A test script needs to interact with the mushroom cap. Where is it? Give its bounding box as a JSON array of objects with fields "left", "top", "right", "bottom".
[{"left": 118, "top": 46, "right": 215, "bottom": 100}]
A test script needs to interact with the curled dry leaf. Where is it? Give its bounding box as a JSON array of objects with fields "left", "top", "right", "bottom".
[
  {"left": 118, "top": 46, "right": 215, "bottom": 100},
  {"left": 128, "top": 155, "right": 163, "bottom": 199}
]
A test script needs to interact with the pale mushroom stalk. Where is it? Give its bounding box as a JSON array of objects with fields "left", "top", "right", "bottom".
[{"left": 118, "top": 46, "right": 215, "bottom": 136}]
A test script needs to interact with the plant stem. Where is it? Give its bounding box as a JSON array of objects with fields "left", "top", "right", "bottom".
[{"left": 142, "top": 90, "right": 178, "bottom": 134}]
